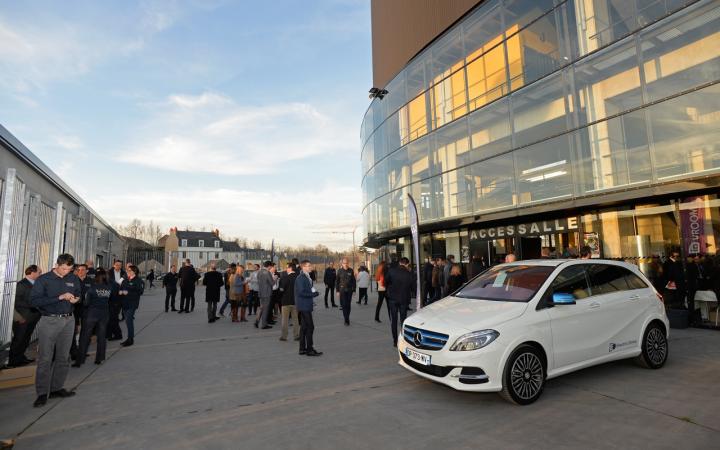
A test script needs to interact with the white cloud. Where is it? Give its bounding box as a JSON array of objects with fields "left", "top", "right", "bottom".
[
  {"left": 117, "top": 92, "right": 356, "bottom": 175},
  {"left": 92, "top": 183, "right": 362, "bottom": 250},
  {"left": 53, "top": 135, "right": 85, "bottom": 151}
]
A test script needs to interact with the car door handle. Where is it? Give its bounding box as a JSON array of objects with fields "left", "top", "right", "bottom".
[
  {"left": 589, "top": 302, "right": 601, "bottom": 309},
  {"left": 629, "top": 294, "right": 640, "bottom": 300}
]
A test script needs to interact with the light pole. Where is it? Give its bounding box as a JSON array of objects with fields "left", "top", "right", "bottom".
[{"left": 313, "top": 226, "right": 359, "bottom": 268}]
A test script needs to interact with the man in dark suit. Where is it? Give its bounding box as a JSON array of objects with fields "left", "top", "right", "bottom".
[
  {"left": 295, "top": 260, "right": 321, "bottom": 356},
  {"left": 107, "top": 260, "right": 126, "bottom": 341},
  {"left": 163, "top": 265, "right": 179, "bottom": 312},
  {"left": 203, "top": 263, "right": 224, "bottom": 323},
  {"left": 178, "top": 259, "right": 199, "bottom": 313},
  {"left": 7, "top": 265, "right": 42, "bottom": 367},
  {"left": 663, "top": 250, "right": 686, "bottom": 309},
  {"left": 385, "top": 257, "right": 415, "bottom": 347}
]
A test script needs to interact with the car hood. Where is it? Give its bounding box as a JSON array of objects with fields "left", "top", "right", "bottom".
[{"left": 405, "top": 296, "right": 528, "bottom": 334}]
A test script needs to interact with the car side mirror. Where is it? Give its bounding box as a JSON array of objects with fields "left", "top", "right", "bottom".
[{"left": 550, "top": 292, "right": 576, "bottom": 305}]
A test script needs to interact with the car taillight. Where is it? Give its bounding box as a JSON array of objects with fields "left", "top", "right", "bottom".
[{"left": 655, "top": 291, "right": 664, "bottom": 304}]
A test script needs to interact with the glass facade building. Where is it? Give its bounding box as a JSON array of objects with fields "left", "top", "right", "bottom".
[{"left": 361, "top": 0, "right": 720, "bottom": 328}]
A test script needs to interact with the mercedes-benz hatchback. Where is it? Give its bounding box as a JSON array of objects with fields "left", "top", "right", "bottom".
[{"left": 398, "top": 259, "right": 669, "bottom": 405}]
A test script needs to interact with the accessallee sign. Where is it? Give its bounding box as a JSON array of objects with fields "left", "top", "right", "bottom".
[{"left": 470, "top": 217, "right": 579, "bottom": 240}]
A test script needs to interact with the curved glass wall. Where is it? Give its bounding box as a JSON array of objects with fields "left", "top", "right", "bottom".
[{"left": 362, "top": 0, "right": 720, "bottom": 237}]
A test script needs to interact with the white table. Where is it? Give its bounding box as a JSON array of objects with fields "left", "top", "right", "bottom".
[{"left": 694, "top": 290, "right": 719, "bottom": 326}]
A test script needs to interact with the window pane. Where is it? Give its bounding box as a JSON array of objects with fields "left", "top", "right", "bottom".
[
  {"left": 389, "top": 187, "right": 408, "bottom": 229},
  {"left": 373, "top": 122, "right": 387, "bottom": 162},
  {"left": 457, "top": 264, "right": 556, "bottom": 302},
  {"left": 509, "top": 8, "right": 564, "bottom": 91},
  {"left": 571, "top": 0, "right": 640, "bottom": 56},
  {"left": 471, "top": 153, "right": 516, "bottom": 212},
  {"left": 410, "top": 178, "right": 436, "bottom": 221},
  {"left": 467, "top": 41, "right": 509, "bottom": 111},
  {"left": 515, "top": 134, "right": 574, "bottom": 204},
  {"left": 503, "top": 0, "right": 556, "bottom": 30},
  {"left": 551, "top": 265, "right": 592, "bottom": 299},
  {"left": 404, "top": 93, "right": 429, "bottom": 144},
  {"left": 512, "top": 71, "right": 569, "bottom": 148},
  {"left": 576, "top": 110, "right": 652, "bottom": 194},
  {"left": 648, "top": 84, "right": 720, "bottom": 180},
  {"left": 385, "top": 72, "right": 407, "bottom": 117},
  {"left": 431, "top": 68, "right": 468, "bottom": 128},
  {"left": 385, "top": 111, "right": 402, "bottom": 156},
  {"left": 640, "top": 1, "right": 720, "bottom": 103},
  {"left": 573, "top": 37, "right": 642, "bottom": 126},
  {"left": 374, "top": 158, "right": 389, "bottom": 200},
  {"left": 407, "top": 51, "right": 430, "bottom": 99},
  {"left": 589, "top": 264, "right": 631, "bottom": 295},
  {"left": 408, "top": 136, "right": 431, "bottom": 183},
  {"left": 625, "top": 271, "right": 649, "bottom": 290},
  {"left": 431, "top": 28, "right": 465, "bottom": 82},
  {"left": 445, "top": 166, "right": 474, "bottom": 218},
  {"left": 388, "top": 146, "right": 410, "bottom": 190},
  {"left": 468, "top": 97, "right": 512, "bottom": 162},
  {"left": 435, "top": 118, "right": 470, "bottom": 174},
  {"left": 463, "top": 0, "right": 503, "bottom": 61}
]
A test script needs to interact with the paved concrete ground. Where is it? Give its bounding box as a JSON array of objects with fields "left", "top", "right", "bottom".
[{"left": 1, "top": 283, "right": 719, "bottom": 449}]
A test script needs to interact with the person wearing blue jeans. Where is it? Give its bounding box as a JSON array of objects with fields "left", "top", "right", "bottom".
[
  {"left": 219, "top": 264, "right": 236, "bottom": 316},
  {"left": 120, "top": 265, "right": 144, "bottom": 347}
]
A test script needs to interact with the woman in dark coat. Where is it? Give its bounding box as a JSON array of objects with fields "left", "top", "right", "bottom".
[
  {"left": 120, "top": 265, "right": 144, "bottom": 347},
  {"left": 447, "top": 264, "right": 466, "bottom": 294}
]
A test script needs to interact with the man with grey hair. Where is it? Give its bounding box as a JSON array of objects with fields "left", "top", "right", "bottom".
[{"left": 203, "top": 263, "right": 224, "bottom": 323}]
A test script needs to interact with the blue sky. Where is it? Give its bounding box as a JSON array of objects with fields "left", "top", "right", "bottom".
[{"left": 0, "top": 0, "right": 371, "bottom": 249}]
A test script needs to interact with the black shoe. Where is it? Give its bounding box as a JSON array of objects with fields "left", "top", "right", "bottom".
[
  {"left": 261, "top": 325, "right": 272, "bottom": 329},
  {"left": 208, "top": 319, "right": 215, "bottom": 323},
  {"left": 108, "top": 336, "right": 122, "bottom": 341},
  {"left": 299, "top": 350, "right": 307, "bottom": 355},
  {"left": 72, "top": 362, "right": 82, "bottom": 368},
  {"left": 33, "top": 395, "right": 48, "bottom": 407},
  {"left": 375, "top": 318, "right": 382, "bottom": 323},
  {"left": 171, "top": 308, "right": 178, "bottom": 312},
  {"left": 49, "top": 389, "right": 76, "bottom": 398},
  {"left": 165, "top": 310, "right": 169, "bottom": 313},
  {"left": 306, "top": 350, "right": 323, "bottom": 356},
  {"left": 332, "top": 304, "right": 338, "bottom": 308},
  {"left": 356, "top": 301, "right": 361, "bottom": 304},
  {"left": 94, "top": 361, "right": 102, "bottom": 365},
  {"left": 120, "top": 340, "right": 134, "bottom": 347},
  {"left": 178, "top": 310, "right": 184, "bottom": 314},
  {"left": 214, "top": 316, "right": 221, "bottom": 320},
  {"left": 254, "top": 322, "right": 259, "bottom": 328},
  {"left": 23, "top": 357, "right": 35, "bottom": 364},
  {"left": 345, "top": 321, "right": 350, "bottom": 326}
]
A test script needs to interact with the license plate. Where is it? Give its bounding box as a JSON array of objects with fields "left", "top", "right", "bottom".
[{"left": 405, "top": 347, "right": 431, "bottom": 366}]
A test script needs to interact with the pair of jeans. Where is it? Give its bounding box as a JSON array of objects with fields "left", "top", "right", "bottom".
[
  {"left": 123, "top": 307, "right": 137, "bottom": 340},
  {"left": 219, "top": 289, "right": 231, "bottom": 315},
  {"left": 78, "top": 310, "right": 108, "bottom": 364},
  {"left": 281, "top": 305, "right": 300, "bottom": 340},
  {"left": 8, "top": 314, "right": 40, "bottom": 365},
  {"left": 165, "top": 289, "right": 177, "bottom": 311},
  {"left": 386, "top": 300, "right": 408, "bottom": 346},
  {"left": 107, "top": 300, "right": 123, "bottom": 339},
  {"left": 298, "top": 311, "right": 314, "bottom": 352},
  {"left": 35, "top": 316, "right": 74, "bottom": 395},
  {"left": 324, "top": 283, "right": 336, "bottom": 307},
  {"left": 207, "top": 302, "right": 218, "bottom": 321},
  {"left": 358, "top": 288, "right": 368, "bottom": 304},
  {"left": 339, "top": 291, "right": 353, "bottom": 323},
  {"left": 374, "top": 290, "right": 386, "bottom": 321}
]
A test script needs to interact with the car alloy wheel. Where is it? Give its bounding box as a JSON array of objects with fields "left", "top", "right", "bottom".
[
  {"left": 637, "top": 323, "right": 668, "bottom": 369},
  {"left": 500, "top": 344, "right": 545, "bottom": 405}
]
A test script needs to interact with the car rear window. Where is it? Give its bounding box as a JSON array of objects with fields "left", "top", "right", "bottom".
[{"left": 455, "top": 265, "right": 555, "bottom": 302}]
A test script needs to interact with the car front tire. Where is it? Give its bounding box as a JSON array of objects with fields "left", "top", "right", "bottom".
[
  {"left": 499, "top": 344, "right": 546, "bottom": 405},
  {"left": 636, "top": 322, "right": 668, "bottom": 369}
]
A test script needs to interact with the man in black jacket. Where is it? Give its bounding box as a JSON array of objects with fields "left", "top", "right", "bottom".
[
  {"left": 663, "top": 250, "right": 686, "bottom": 309},
  {"left": 279, "top": 263, "right": 299, "bottom": 341},
  {"left": 178, "top": 259, "right": 199, "bottom": 313},
  {"left": 7, "top": 265, "right": 42, "bottom": 367},
  {"left": 323, "top": 262, "right": 337, "bottom": 308},
  {"left": 70, "top": 264, "right": 92, "bottom": 361},
  {"left": 335, "top": 258, "right": 355, "bottom": 325},
  {"left": 107, "top": 260, "right": 126, "bottom": 341},
  {"left": 163, "top": 265, "right": 179, "bottom": 312},
  {"left": 385, "top": 257, "right": 415, "bottom": 347},
  {"left": 203, "top": 264, "right": 224, "bottom": 323}
]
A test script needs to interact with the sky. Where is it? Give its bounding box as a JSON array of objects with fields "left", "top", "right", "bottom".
[{"left": 0, "top": 0, "right": 372, "bottom": 250}]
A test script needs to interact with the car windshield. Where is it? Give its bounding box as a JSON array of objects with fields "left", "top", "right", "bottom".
[{"left": 455, "top": 265, "right": 555, "bottom": 302}]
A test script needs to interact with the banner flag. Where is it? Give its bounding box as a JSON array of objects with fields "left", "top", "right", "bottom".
[{"left": 407, "top": 193, "right": 422, "bottom": 310}]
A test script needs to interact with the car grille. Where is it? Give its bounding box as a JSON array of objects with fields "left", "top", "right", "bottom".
[
  {"left": 403, "top": 324, "right": 449, "bottom": 351},
  {"left": 400, "top": 353, "right": 454, "bottom": 377}
]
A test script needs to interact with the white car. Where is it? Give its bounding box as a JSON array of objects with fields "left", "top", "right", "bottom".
[{"left": 398, "top": 259, "right": 669, "bottom": 405}]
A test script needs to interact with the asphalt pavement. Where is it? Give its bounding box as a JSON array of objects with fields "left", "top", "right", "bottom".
[{"left": 0, "top": 283, "right": 719, "bottom": 449}]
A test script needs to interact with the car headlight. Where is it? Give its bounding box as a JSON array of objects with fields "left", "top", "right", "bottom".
[{"left": 449, "top": 330, "right": 499, "bottom": 351}]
